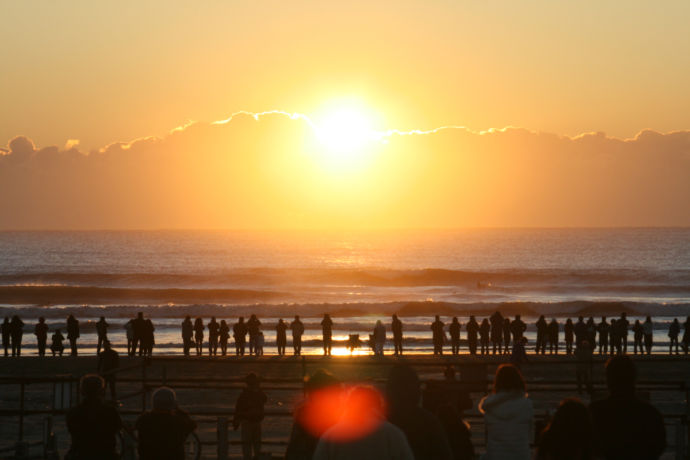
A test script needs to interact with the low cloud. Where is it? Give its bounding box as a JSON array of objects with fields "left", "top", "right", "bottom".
[{"left": 1, "top": 112, "right": 689, "bottom": 229}]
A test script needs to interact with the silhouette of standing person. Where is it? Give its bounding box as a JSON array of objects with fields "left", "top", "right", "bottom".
[
  {"left": 642, "top": 316, "right": 653, "bottom": 355},
  {"left": 373, "top": 320, "right": 386, "bottom": 356},
  {"left": 431, "top": 315, "right": 445, "bottom": 355},
  {"left": 503, "top": 317, "right": 512, "bottom": 354},
  {"left": 547, "top": 319, "right": 559, "bottom": 355},
  {"left": 208, "top": 317, "right": 219, "bottom": 356},
  {"left": 574, "top": 316, "right": 587, "bottom": 349},
  {"left": 96, "top": 316, "right": 109, "bottom": 355},
  {"left": 234, "top": 373, "right": 267, "bottom": 460},
  {"left": 66, "top": 314, "right": 80, "bottom": 356},
  {"left": 466, "top": 316, "right": 479, "bottom": 355},
  {"left": 537, "top": 398, "right": 593, "bottom": 460},
  {"left": 131, "top": 312, "right": 146, "bottom": 357},
  {"left": 143, "top": 318, "right": 155, "bottom": 357},
  {"left": 10, "top": 315, "right": 24, "bottom": 357},
  {"left": 136, "top": 387, "right": 197, "bottom": 460},
  {"left": 632, "top": 319, "right": 644, "bottom": 355},
  {"left": 125, "top": 318, "right": 134, "bottom": 356},
  {"left": 66, "top": 374, "right": 122, "bottom": 460},
  {"left": 34, "top": 317, "right": 49, "bottom": 357},
  {"left": 618, "top": 312, "right": 630, "bottom": 354},
  {"left": 247, "top": 314, "right": 261, "bottom": 356},
  {"left": 510, "top": 315, "right": 526, "bottom": 344},
  {"left": 536, "top": 315, "right": 547, "bottom": 354},
  {"left": 219, "top": 320, "right": 230, "bottom": 356},
  {"left": 181, "top": 316, "right": 193, "bottom": 357},
  {"left": 668, "top": 318, "right": 680, "bottom": 355},
  {"left": 449, "top": 317, "right": 461, "bottom": 355},
  {"left": 290, "top": 315, "right": 304, "bottom": 356},
  {"left": 276, "top": 319, "right": 287, "bottom": 356},
  {"left": 682, "top": 316, "right": 690, "bottom": 354},
  {"left": 234, "top": 317, "right": 247, "bottom": 356},
  {"left": 321, "top": 314, "right": 333, "bottom": 356},
  {"left": 1, "top": 317, "right": 10, "bottom": 357},
  {"left": 479, "top": 319, "right": 490, "bottom": 355},
  {"left": 392, "top": 314, "right": 403, "bottom": 356},
  {"left": 51, "top": 329, "right": 65, "bottom": 356},
  {"left": 597, "top": 317, "right": 610, "bottom": 355},
  {"left": 490, "top": 311, "right": 504, "bottom": 355},
  {"left": 589, "top": 355, "right": 666, "bottom": 459},
  {"left": 98, "top": 340, "right": 120, "bottom": 401},
  {"left": 193, "top": 318, "right": 204, "bottom": 356},
  {"left": 564, "top": 318, "right": 574, "bottom": 355}
]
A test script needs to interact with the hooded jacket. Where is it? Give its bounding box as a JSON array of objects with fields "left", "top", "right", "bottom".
[{"left": 479, "top": 392, "right": 533, "bottom": 460}]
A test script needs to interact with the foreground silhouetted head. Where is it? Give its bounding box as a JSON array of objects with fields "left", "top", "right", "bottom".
[
  {"left": 305, "top": 369, "right": 339, "bottom": 394},
  {"left": 152, "top": 386, "right": 177, "bottom": 411},
  {"left": 137, "top": 312, "right": 143, "bottom": 319},
  {"left": 606, "top": 355, "right": 636, "bottom": 396},
  {"left": 245, "top": 372, "right": 259, "bottom": 389},
  {"left": 493, "top": 364, "right": 525, "bottom": 394},
  {"left": 540, "top": 398, "right": 592, "bottom": 457},
  {"left": 80, "top": 374, "right": 105, "bottom": 400},
  {"left": 386, "top": 364, "right": 420, "bottom": 408}
]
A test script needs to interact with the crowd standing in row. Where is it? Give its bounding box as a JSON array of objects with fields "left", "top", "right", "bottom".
[
  {"left": 63, "top": 355, "right": 666, "bottom": 460},
  {"left": 2, "top": 312, "right": 690, "bottom": 357}
]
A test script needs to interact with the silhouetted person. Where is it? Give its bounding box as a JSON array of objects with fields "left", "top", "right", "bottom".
[
  {"left": 234, "top": 373, "right": 267, "bottom": 460},
  {"left": 502, "top": 317, "right": 512, "bottom": 354},
  {"left": 66, "top": 374, "right": 122, "bottom": 459},
  {"left": 574, "top": 316, "right": 587, "bottom": 348},
  {"left": 51, "top": 329, "right": 65, "bottom": 356},
  {"left": 291, "top": 315, "right": 304, "bottom": 356},
  {"left": 34, "top": 317, "right": 49, "bottom": 357},
  {"left": 449, "top": 317, "right": 461, "bottom": 355},
  {"left": 136, "top": 387, "right": 197, "bottom": 460},
  {"left": 181, "top": 316, "right": 193, "bottom": 356},
  {"left": 537, "top": 398, "right": 592, "bottom": 460},
  {"left": 234, "top": 317, "right": 247, "bottom": 356},
  {"left": 632, "top": 319, "right": 644, "bottom": 355},
  {"left": 256, "top": 331, "right": 264, "bottom": 356},
  {"left": 586, "top": 317, "right": 597, "bottom": 346},
  {"left": 564, "top": 318, "right": 574, "bottom": 355},
  {"left": 547, "top": 319, "right": 559, "bottom": 354},
  {"left": 618, "top": 312, "right": 630, "bottom": 353},
  {"left": 247, "top": 314, "right": 261, "bottom": 355},
  {"left": 208, "top": 317, "right": 219, "bottom": 356},
  {"left": 575, "top": 340, "right": 593, "bottom": 395},
  {"left": 142, "top": 318, "right": 155, "bottom": 357},
  {"left": 286, "top": 369, "right": 340, "bottom": 460},
  {"left": 193, "top": 318, "right": 204, "bottom": 356},
  {"left": 131, "top": 312, "right": 146, "bottom": 357},
  {"left": 668, "top": 318, "right": 680, "bottom": 355},
  {"left": 10, "top": 315, "right": 24, "bottom": 357},
  {"left": 683, "top": 316, "right": 690, "bottom": 354},
  {"left": 510, "top": 315, "right": 526, "bottom": 343},
  {"left": 479, "top": 364, "right": 533, "bottom": 460},
  {"left": 431, "top": 315, "right": 445, "bottom": 355},
  {"left": 589, "top": 355, "right": 666, "bottom": 459},
  {"left": 219, "top": 320, "right": 230, "bottom": 356},
  {"left": 373, "top": 320, "right": 386, "bottom": 356},
  {"left": 511, "top": 336, "right": 528, "bottom": 369},
  {"left": 392, "top": 314, "right": 403, "bottom": 356},
  {"left": 95, "top": 316, "right": 109, "bottom": 354},
  {"left": 490, "top": 311, "right": 504, "bottom": 355},
  {"left": 66, "top": 314, "right": 80, "bottom": 356},
  {"left": 642, "top": 316, "right": 653, "bottom": 355},
  {"left": 98, "top": 340, "right": 119, "bottom": 401},
  {"left": 536, "top": 315, "right": 548, "bottom": 354},
  {"left": 610, "top": 319, "right": 619, "bottom": 354},
  {"left": 313, "top": 386, "right": 415, "bottom": 460},
  {"left": 321, "top": 314, "right": 333, "bottom": 356},
  {"left": 466, "top": 316, "right": 479, "bottom": 355},
  {"left": 597, "top": 317, "right": 610, "bottom": 355},
  {"left": 435, "top": 402, "right": 474, "bottom": 460},
  {"left": 479, "top": 318, "right": 490, "bottom": 355},
  {"left": 276, "top": 319, "right": 287, "bottom": 356},
  {"left": 1, "top": 317, "right": 10, "bottom": 357},
  {"left": 125, "top": 318, "right": 134, "bottom": 356},
  {"left": 386, "top": 364, "right": 453, "bottom": 460}
]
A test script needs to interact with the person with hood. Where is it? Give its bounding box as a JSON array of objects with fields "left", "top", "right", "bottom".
[
  {"left": 479, "top": 364, "right": 533, "bottom": 460},
  {"left": 34, "top": 317, "right": 49, "bottom": 357},
  {"left": 668, "top": 318, "right": 680, "bottom": 355},
  {"left": 466, "top": 316, "right": 479, "bottom": 355},
  {"left": 219, "top": 320, "right": 230, "bottom": 356},
  {"left": 181, "top": 316, "right": 193, "bottom": 357},
  {"left": 10, "top": 315, "right": 25, "bottom": 357},
  {"left": 193, "top": 318, "right": 204, "bottom": 357},
  {"left": 136, "top": 387, "right": 197, "bottom": 460},
  {"left": 290, "top": 315, "right": 304, "bottom": 356},
  {"left": 1, "top": 317, "right": 10, "bottom": 357},
  {"left": 373, "top": 320, "right": 386, "bottom": 356},
  {"left": 537, "top": 398, "right": 592, "bottom": 460},
  {"left": 449, "top": 317, "right": 461, "bottom": 355},
  {"left": 276, "top": 319, "right": 287, "bottom": 356},
  {"left": 510, "top": 315, "right": 527, "bottom": 343},
  {"left": 386, "top": 364, "right": 453, "bottom": 460},
  {"left": 207, "top": 317, "right": 219, "bottom": 356}
]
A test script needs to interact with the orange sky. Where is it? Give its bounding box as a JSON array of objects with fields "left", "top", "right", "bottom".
[{"left": 1, "top": 1, "right": 689, "bottom": 229}]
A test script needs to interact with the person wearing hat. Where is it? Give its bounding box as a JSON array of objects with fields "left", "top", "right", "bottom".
[
  {"left": 66, "top": 374, "right": 122, "bottom": 459},
  {"left": 234, "top": 373, "right": 267, "bottom": 460},
  {"left": 136, "top": 386, "right": 197, "bottom": 460}
]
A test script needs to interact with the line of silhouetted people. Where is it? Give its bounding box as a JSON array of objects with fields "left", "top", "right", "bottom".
[
  {"left": 3, "top": 311, "right": 690, "bottom": 358},
  {"left": 64, "top": 355, "right": 667, "bottom": 460}
]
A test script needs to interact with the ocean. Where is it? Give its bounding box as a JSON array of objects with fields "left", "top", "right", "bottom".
[{"left": 1, "top": 228, "right": 689, "bottom": 355}]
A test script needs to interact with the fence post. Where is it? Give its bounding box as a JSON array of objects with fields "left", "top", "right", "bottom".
[{"left": 217, "top": 416, "right": 229, "bottom": 460}]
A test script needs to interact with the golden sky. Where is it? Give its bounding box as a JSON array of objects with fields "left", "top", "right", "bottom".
[{"left": 1, "top": 1, "right": 689, "bottom": 229}]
